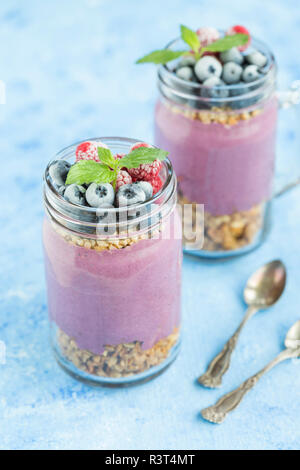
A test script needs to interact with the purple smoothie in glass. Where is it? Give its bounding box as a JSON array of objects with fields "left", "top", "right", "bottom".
[
  {"left": 43, "top": 212, "right": 181, "bottom": 356},
  {"left": 152, "top": 32, "right": 278, "bottom": 256},
  {"left": 43, "top": 137, "right": 182, "bottom": 386},
  {"left": 155, "top": 97, "right": 277, "bottom": 216}
]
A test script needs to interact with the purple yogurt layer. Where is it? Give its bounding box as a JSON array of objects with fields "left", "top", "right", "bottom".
[
  {"left": 154, "top": 98, "right": 278, "bottom": 215},
  {"left": 43, "top": 213, "right": 182, "bottom": 355}
]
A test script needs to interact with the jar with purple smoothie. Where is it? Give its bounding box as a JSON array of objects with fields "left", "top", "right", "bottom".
[
  {"left": 43, "top": 137, "right": 182, "bottom": 386},
  {"left": 148, "top": 25, "right": 281, "bottom": 256}
]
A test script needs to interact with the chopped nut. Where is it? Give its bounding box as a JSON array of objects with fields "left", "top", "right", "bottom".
[
  {"left": 167, "top": 102, "right": 263, "bottom": 126},
  {"left": 178, "top": 190, "right": 263, "bottom": 252},
  {"left": 57, "top": 328, "right": 179, "bottom": 378}
]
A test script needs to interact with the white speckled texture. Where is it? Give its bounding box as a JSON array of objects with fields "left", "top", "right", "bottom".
[{"left": 0, "top": 0, "right": 300, "bottom": 450}]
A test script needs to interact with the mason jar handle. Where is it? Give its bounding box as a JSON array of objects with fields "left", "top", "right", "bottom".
[{"left": 274, "top": 82, "right": 300, "bottom": 198}]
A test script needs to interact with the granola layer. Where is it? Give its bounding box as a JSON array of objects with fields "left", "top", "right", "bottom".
[
  {"left": 178, "top": 192, "right": 263, "bottom": 251},
  {"left": 57, "top": 327, "right": 179, "bottom": 378},
  {"left": 168, "top": 102, "right": 262, "bottom": 126},
  {"left": 52, "top": 220, "right": 161, "bottom": 252}
]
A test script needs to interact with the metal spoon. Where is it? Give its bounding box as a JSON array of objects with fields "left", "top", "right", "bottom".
[
  {"left": 198, "top": 260, "right": 287, "bottom": 388},
  {"left": 201, "top": 320, "right": 300, "bottom": 424}
]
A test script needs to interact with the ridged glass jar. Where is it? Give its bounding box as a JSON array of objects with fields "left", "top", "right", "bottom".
[
  {"left": 155, "top": 36, "right": 277, "bottom": 257},
  {"left": 43, "top": 137, "right": 182, "bottom": 386}
]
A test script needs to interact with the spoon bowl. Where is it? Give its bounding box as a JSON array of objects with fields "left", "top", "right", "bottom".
[
  {"left": 243, "top": 260, "right": 286, "bottom": 309},
  {"left": 285, "top": 320, "right": 300, "bottom": 350}
]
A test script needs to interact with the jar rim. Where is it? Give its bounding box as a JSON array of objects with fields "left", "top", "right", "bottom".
[
  {"left": 43, "top": 137, "right": 177, "bottom": 238},
  {"left": 157, "top": 34, "right": 277, "bottom": 106}
]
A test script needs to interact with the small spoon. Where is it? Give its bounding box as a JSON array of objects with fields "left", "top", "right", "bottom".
[
  {"left": 201, "top": 320, "right": 300, "bottom": 424},
  {"left": 198, "top": 260, "right": 287, "bottom": 388}
]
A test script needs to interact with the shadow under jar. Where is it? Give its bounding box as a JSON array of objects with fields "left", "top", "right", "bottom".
[
  {"left": 154, "top": 36, "right": 277, "bottom": 257},
  {"left": 43, "top": 137, "right": 182, "bottom": 386}
]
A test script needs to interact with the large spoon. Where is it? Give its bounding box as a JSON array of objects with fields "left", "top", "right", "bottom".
[
  {"left": 201, "top": 320, "right": 300, "bottom": 423},
  {"left": 198, "top": 260, "right": 287, "bottom": 388}
]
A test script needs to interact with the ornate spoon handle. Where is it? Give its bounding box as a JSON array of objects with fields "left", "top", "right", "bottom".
[
  {"left": 198, "top": 306, "right": 257, "bottom": 388},
  {"left": 201, "top": 348, "right": 299, "bottom": 424}
]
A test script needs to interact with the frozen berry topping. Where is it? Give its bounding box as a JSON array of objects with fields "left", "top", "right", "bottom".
[
  {"left": 75, "top": 141, "right": 108, "bottom": 162},
  {"left": 116, "top": 183, "right": 146, "bottom": 207},
  {"left": 128, "top": 142, "right": 162, "bottom": 182},
  {"left": 116, "top": 170, "right": 132, "bottom": 190},
  {"left": 130, "top": 142, "right": 151, "bottom": 152},
  {"left": 150, "top": 175, "right": 163, "bottom": 195},
  {"left": 48, "top": 140, "right": 168, "bottom": 230},
  {"left": 85, "top": 183, "right": 115, "bottom": 208},
  {"left": 128, "top": 160, "right": 162, "bottom": 182},
  {"left": 196, "top": 27, "right": 220, "bottom": 47},
  {"left": 226, "top": 25, "right": 251, "bottom": 51},
  {"left": 137, "top": 24, "right": 268, "bottom": 109}
]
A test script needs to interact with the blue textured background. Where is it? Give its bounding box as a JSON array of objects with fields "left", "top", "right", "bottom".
[{"left": 1, "top": 0, "right": 300, "bottom": 450}]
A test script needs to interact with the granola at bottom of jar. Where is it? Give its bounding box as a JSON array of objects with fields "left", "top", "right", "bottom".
[
  {"left": 178, "top": 192, "right": 263, "bottom": 251},
  {"left": 57, "top": 328, "right": 180, "bottom": 378}
]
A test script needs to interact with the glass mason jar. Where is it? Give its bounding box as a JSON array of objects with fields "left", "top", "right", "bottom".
[
  {"left": 154, "top": 35, "right": 298, "bottom": 257},
  {"left": 43, "top": 137, "right": 182, "bottom": 386}
]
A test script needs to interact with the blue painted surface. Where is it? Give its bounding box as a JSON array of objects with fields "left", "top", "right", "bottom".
[{"left": 0, "top": 0, "right": 300, "bottom": 450}]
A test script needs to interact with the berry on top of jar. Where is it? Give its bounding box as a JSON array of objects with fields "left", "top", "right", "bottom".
[
  {"left": 47, "top": 140, "right": 168, "bottom": 215},
  {"left": 136, "top": 24, "right": 269, "bottom": 96}
]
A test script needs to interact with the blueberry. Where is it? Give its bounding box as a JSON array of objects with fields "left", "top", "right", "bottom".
[
  {"left": 176, "top": 66, "right": 194, "bottom": 81},
  {"left": 178, "top": 55, "right": 197, "bottom": 67},
  {"left": 85, "top": 183, "right": 114, "bottom": 208},
  {"left": 222, "top": 62, "right": 243, "bottom": 84},
  {"left": 245, "top": 50, "right": 267, "bottom": 68},
  {"left": 242, "top": 65, "right": 260, "bottom": 82},
  {"left": 133, "top": 181, "right": 153, "bottom": 200},
  {"left": 194, "top": 56, "right": 222, "bottom": 82},
  {"left": 64, "top": 184, "right": 86, "bottom": 205},
  {"left": 57, "top": 185, "right": 66, "bottom": 196},
  {"left": 220, "top": 47, "right": 244, "bottom": 65},
  {"left": 201, "top": 77, "right": 229, "bottom": 98},
  {"left": 49, "top": 160, "right": 71, "bottom": 187},
  {"left": 116, "top": 183, "right": 146, "bottom": 207}
]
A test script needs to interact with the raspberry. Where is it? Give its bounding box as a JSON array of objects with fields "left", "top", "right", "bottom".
[
  {"left": 75, "top": 141, "right": 108, "bottom": 162},
  {"left": 130, "top": 142, "right": 150, "bottom": 152},
  {"left": 128, "top": 160, "right": 162, "bottom": 182},
  {"left": 226, "top": 25, "right": 251, "bottom": 51},
  {"left": 116, "top": 170, "right": 132, "bottom": 190},
  {"left": 128, "top": 142, "right": 161, "bottom": 181},
  {"left": 196, "top": 27, "right": 219, "bottom": 47},
  {"left": 150, "top": 175, "right": 163, "bottom": 195}
]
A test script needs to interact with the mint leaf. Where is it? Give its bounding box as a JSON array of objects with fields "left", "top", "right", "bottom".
[
  {"left": 98, "top": 147, "right": 117, "bottom": 168},
  {"left": 203, "top": 33, "right": 248, "bottom": 53},
  {"left": 136, "top": 49, "right": 186, "bottom": 64},
  {"left": 180, "top": 25, "right": 200, "bottom": 53},
  {"left": 120, "top": 147, "right": 168, "bottom": 169},
  {"left": 65, "top": 160, "right": 114, "bottom": 185}
]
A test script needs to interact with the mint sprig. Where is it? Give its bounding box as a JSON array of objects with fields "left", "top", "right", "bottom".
[
  {"left": 180, "top": 25, "right": 200, "bottom": 55},
  {"left": 136, "top": 25, "right": 249, "bottom": 65},
  {"left": 66, "top": 160, "right": 114, "bottom": 185},
  {"left": 65, "top": 146, "right": 169, "bottom": 189},
  {"left": 97, "top": 147, "right": 118, "bottom": 169},
  {"left": 120, "top": 147, "right": 168, "bottom": 168},
  {"left": 136, "top": 49, "right": 186, "bottom": 64},
  {"left": 203, "top": 34, "right": 248, "bottom": 53}
]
